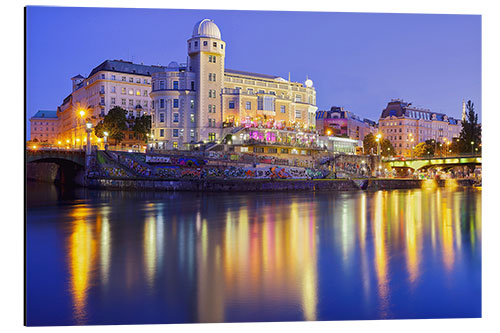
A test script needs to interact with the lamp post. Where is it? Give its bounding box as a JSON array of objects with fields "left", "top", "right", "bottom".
[
  {"left": 103, "top": 131, "right": 109, "bottom": 151},
  {"left": 471, "top": 141, "right": 474, "bottom": 155},
  {"left": 376, "top": 133, "right": 382, "bottom": 156},
  {"left": 85, "top": 122, "right": 93, "bottom": 155},
  {"left": 78, "top": 109, "right": 85, "bottom": 149}
]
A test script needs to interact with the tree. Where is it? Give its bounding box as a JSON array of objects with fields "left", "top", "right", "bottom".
[
  {"left": 414, "top": 140, "right": 435, "bottom": 157},
  {"left": 132, "top": 114, "right": 152, "bottom": 143},
  {"left": 363, "top": 133, "right": 394, "bottom": 157},
  {"left": 94, "top": 106, "right": 128, "bottom": 144},
  {"left": 458, "top": 100, "right": 481, "bottom": 154}
]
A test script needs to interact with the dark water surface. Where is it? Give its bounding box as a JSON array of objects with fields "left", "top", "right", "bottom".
[{"left": 26, "top": 182, "right": 481, "bottom": 326}]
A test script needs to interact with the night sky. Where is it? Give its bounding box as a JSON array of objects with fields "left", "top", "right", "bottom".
[{"left": 26, "top": 6, "right": 481, "bottom": 135}]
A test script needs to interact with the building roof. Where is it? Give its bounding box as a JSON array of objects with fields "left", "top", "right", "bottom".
[
  {"left": 225, "top": 68, "right": 280, "bottom": 80},
  {"left": 192, "top": 19, "right": 221, "bottom": 39},
  {"left": 88, "top": 60, "right": 166, "bottom": 78},
  {"left": 380, "top": 99, "right": 458, "bottom": 124},
  {"left": 71, "top": 74, "right": 84, "bottom": 79},
  {"left": 31, "top": 110, "right": 58, "bottom": 119}
]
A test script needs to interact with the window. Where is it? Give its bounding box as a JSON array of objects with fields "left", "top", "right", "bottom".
[
  {"left": 121, "top": 99, "right": 126, "bottom": 105},
  {"left": 122, "top": 76, "right": 127, "bottom": 81},
  {"left": 160, "top": 113, "right": 165, "bottom": 123},
  {"left": 280, "top": 105, "right": 286, "bottom": 113},
  {"left": 221, "top": 44, "right": 223, "bottom": 49},
  {"left": 129, "top": 77, "right": 133, "bottom": 82},
  {"left": 129, "top": 99, "right": 134, "bottom": 106},
  {"left": 254, "top": 147, "right": 264, "bottom": 153},
  {"left": 212, "top": 105, "right": 216, "bottom": 113},
  {"left": 190, "top": 113, "right": 195, "bottom": 123},
  {"left": 257, "top": 96, "right": 275, "bottom": 111},
  {"left": 268, "top": 148, "right": 277, "bottom": 154},
  {"left": 246, "top": 101, "right": 251, "bottom": 110},
  {"left": 173, "top": 142, "right": 178, "bottom": 148},
  {"left": 203, "top": 41, "right": 208, "bottom": 46},
  {"left": 111, "top": 75, "right": 116, "bottom": 80},
  {"left": 136, "top": 90, "right": 141, "bottom": 96},
  {"left": 111, "top": 86, "right": 116, "bottom": 93},
  {"left": 143, "top": 100, "right": 148, "bottom": 107},
  {"left": 191, "top": 81, "right": 195, "bottom": 90},
  {"left": 208, "top": 133, "right": 216, "bottom": 141},
  {"left": 208, "top": 105, "right": 212, "bottom": 113},
  {"left": 136, "top": 78, "right": 140, "bottom": 83},
  {"left": 208, "top": 55, "right": 216, "bottom": 63},
  {"left": 160, "top": 81, "right": 165, "bottom": 90},
  {"left": 190, "top": 99, "right": 194, "bottom": 109},
  {"left": 101, "top": 74, "right": 105, "bottom": 79},
  {"left": 122, "top": 88, "right": 126, "bottom": 94},
  {"left": 280, "top": 148, "right": 289, "bottom": 154},
  {"left": 160, "top": 99, "right": 165, "bottom": 109},
  {"left": 295, "top": 110, "right": 301, "bottom": 118},
  {"left": 173, "top": 81, "right": 179, "bottom": 90},
  {"left": 173, "top": 113, "right": 179, "bottom": 122},
  {"left": 194, "top": 41, "right": 198, "bottom": 47},
  {"left": 295, "top": 94, "right": 302, "bottom": 102},
  {"left": 160, "top": 129, "right": 164, "bottom": 137},
  {"left": 173, "top": 129, "right": 179, "bottom": 137},
  {"left": 190, "top": 129, "right": 195, "bottom": 138},
  {"left": 213, "top": 42, "right": 217, "bottom": 47},
  {"left": 128, "top": 89, "right": 133, "bottom": 95},
  {"left": 111, "top": 98, "right": 116, "bottom": 104},
  {"left": 229, "top": 101, "right": 235, "bottom": 109},
  {"left": 143, "top": 90, "right": 148, "bottom": 96},
  {"left": 173, "top": 99, "right": 179, "bottom": 108}
]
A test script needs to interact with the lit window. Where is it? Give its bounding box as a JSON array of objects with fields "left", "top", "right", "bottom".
[
  {"left": 190, "top": 113, "right": 195, "bottom": 123},
  {"left": 128, "top": 89, "right": 133, "bottom": 95},
  {"left": 190, "top": 99, "right": 194, "bottom": 109},
  {"left": 173, "top": 141, "right": 178, "bottom": 148},
  {"left": 122, "top": 88, "right": 126, "bottom": 94},
  {"left": 190, "top": 129, "right": 195, "bottom": 138},
  {"left": 136, "top": 90, "right": 140, "bottom": 96}
]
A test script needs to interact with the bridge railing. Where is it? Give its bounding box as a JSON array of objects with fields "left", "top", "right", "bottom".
[{"left": 382, "top": 153, "right": 481, "bottom": 162}]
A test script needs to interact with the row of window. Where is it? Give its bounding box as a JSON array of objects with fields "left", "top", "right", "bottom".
[
  {"left": 189, "top": 41, "right": 224, "bottom": 49},
  {"left": 101, "top": 73, "right": 149, "bottom": 84},
  {"left": 155, "top": 112, "right": 195, "bottom": 124},
  {"left": 110, "top": 87, "right": 148, "bottom": 96},
  {"left": 32, "top": 121, "right": 52, "bottom": 125},
  {"left": 33, "top": 127, "right": 55, "bottom": 132},
  {"left": 115, "top": 98, "right": 149, "bottom": 108}
]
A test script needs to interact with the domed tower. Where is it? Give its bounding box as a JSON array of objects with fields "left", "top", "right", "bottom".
[{"left": 187, "top": 19, "right": 226, "bottom": 142}]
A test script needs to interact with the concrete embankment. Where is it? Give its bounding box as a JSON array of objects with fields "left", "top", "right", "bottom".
[{"left": 86, "top": 177, "right": 475, "bottom": 192}]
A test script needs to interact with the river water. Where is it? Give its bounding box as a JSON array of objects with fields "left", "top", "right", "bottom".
[{"left": 26, "top": 182, "right": 481, "bottom": 326}]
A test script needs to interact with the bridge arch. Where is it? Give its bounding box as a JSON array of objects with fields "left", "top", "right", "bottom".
[{"left": 27, "top": 151, "right": 86, "bottom": 186}]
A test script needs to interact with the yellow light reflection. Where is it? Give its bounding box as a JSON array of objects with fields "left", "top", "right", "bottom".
[
  {"left": 373, "top": 191, "right": 389, "bottom": 317},
  {"left": 68, "top": 211, "right": 96, "bottom": 325}
]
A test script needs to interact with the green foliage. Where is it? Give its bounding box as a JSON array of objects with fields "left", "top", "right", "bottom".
[
  {"left": 414, "top": 141, "right": 435, "bottom": 157},
  {"left": 458, "top": 100, "right": 481, "bottom": 154},
  {"left": 363, "top": 133, "right": 394, "bottom": 157},
  {"left": 94, "top": 107, "right": 128, "bottom": 144},
  {"left": 132, "top": 115, "right": 152, "bottom": 143}
]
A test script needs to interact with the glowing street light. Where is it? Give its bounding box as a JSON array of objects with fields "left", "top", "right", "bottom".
[
  {"left": 375, "top": 133, "right": 382, "bottom": 156},
  {"left": 103, "top": 131, "right": 109, "bottom": 151}
]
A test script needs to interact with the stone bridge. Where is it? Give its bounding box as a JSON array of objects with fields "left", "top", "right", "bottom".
[
  {"left": 384, "top": 155, "right": 482, "bottom": 171},
  {"left": 26, "top": 149, "right": 87, "bottom": 185}
]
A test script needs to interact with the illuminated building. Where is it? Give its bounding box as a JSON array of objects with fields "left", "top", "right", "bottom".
[
  {"left": 150, "top": 19, "right": 318, "bottom": 150},
  {"left": 379, "top": 99, "right": 462, "bottom": 156},
  {"left": 29, "top": 110, "right": 59, "bottom": 143},
  {"left": 57, "top": 61, "right": 166, "bottom": 147},
  {"left": 316, "top": 106, "right": 377, "bottom": 140}
]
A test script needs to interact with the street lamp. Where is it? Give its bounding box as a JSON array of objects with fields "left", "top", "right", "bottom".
[
  {"left": 471, "top": 141, "right": 474, "bottom": 155},
  {"left": 85, "top": 122, "right": 93, "bottom": 155},
  {"left": 103, "top": 131, "right": 109, "bottom": 151},
  {"left": 376, "top": 133, "right": 382, "bottom": 156}
]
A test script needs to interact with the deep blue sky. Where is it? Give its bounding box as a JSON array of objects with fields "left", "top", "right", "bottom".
[{"left": 26, "top": 6, "right": 481, "bottom": 130}]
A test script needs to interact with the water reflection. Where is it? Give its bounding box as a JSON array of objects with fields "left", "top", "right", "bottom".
[{"left": 26, "top": 184, "right": 481, "bottom": 326}]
